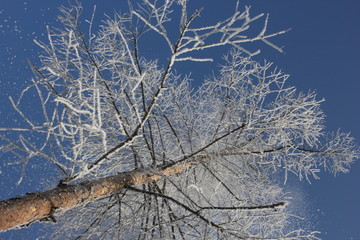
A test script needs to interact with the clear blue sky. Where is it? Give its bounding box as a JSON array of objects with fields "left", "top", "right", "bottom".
[{"left": 0, "top": 0, "right": 359, "bottom": 239}]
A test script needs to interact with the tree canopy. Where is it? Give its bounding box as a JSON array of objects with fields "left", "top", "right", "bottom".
[{"left": 0, "top": 1, "right": 358, "bottom": 239}]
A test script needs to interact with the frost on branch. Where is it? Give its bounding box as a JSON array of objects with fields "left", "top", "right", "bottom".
[{"left": 0, "top": 1, "right": 358, "bottom": 239}]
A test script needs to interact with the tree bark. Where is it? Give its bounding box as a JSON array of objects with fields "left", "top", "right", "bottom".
[{"left": 0, "top": 160, "right": 195, "bottom": 232}]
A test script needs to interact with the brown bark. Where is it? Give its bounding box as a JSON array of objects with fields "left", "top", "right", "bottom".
[{"left": 0, "top": 160, "right": 195, "bottom": 232}]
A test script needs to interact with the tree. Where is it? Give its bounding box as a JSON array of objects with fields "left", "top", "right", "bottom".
[{"left": 0, "top": 1, "right": 358, "bottom": 239}]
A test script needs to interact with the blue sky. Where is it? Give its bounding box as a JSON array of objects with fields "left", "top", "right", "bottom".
[{"left": 0, "top": 0, "right": 359, "bottom": 239}]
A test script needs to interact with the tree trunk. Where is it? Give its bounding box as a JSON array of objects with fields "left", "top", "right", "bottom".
[{"left": 0, "top": 160, "right": 195, "bottom": 232}]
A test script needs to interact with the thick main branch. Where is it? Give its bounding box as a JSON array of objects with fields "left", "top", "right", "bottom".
[{"left": 0, "top": 160, "right": 195, "bottom": 232}]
